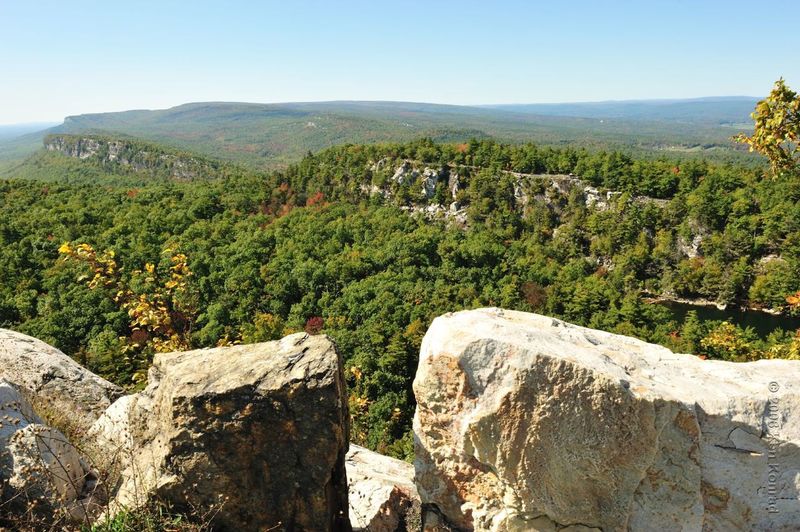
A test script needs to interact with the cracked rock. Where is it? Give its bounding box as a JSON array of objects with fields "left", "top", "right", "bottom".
[
  {"left": 413, "top": 308, "right": 800, "bottom": 531},
  {"left": 94, "top": 333, "right": 350, "bottom": 531},
  {"left": 347, "top": 444, "right": 420, "bottom": 531}
]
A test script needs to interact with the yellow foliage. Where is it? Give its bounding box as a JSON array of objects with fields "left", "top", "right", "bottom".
[
  {"left": 325, "top": 315, "right": 348, "bottom": 329},
  {"left": 700, "top": 322, "right": 759, "bottom": 362},
  {"left": 735, "top": 78, "right": 800, "bottom": 175},
  {"left": 59, "top": 242, "right": 196, "bottom": 380},
  {"left": 348, "top": 392, "right": 372, "bottom": 445},
  {"left": 765, "top": 331, "right": 800, "bottom": 361}
]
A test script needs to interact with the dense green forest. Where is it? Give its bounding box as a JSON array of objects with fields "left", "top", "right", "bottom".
[{"left": 2, "top": 128, "right": 799, "bottom": 458}]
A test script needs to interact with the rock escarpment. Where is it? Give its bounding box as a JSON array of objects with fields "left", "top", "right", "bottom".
[
  {"left": 413, "top": 308, "right": 800, "bottom": 531},
  {"left": 92, "top": 333, "right": 351, "bottom": 531},
  {"left": 0, "top": 328, "right": 122, "bottom": 432},
  {"left": 43, "top": 134, "right": 223, "bottom": 181}
]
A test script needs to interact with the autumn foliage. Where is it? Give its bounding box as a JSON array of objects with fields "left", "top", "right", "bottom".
[
  {"left": 59, "top": 242, "right": 196, "bottom": 383},
  {"left": 735, "top": 78, "right": 800, "bottom": 175}
]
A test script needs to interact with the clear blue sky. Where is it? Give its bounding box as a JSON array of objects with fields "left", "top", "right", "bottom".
[{"left": 1, "top": 0, "right": 797, "bottom": 124}]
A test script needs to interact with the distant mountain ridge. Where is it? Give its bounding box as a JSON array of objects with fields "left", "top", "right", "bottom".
[
  {"left": 0, "top": 123, "right": 59, "bottom": 140},
  {"left": 0, "top": 98, "right": 759, "bottom": 170},
  {"left": 483, "top": 96, "right": 759, "bottom": 124}
]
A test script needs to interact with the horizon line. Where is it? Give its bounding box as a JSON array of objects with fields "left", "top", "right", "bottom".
[{"left": 0, "top": 94, "right": 761, "bottom": 127}]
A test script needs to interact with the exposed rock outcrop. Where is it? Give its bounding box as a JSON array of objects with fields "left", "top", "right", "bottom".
[
  {"left": 95, "top": 333, "right": 350, "bottom": 531},
  {"left": 44, "top": 134, "right": 222, "bottom": 181},
  {"left": 420, "top": 167, "right": 441, "bottom": 199},
  {"left": 347, "top": 445, "right": 420, "bottom": 531},
  {"left": 0, "top": 329, "right": 122, "bottom": 432},
  {"left": 413, "top": 308, "right": 800, "bottom": 531},
  {"left": 447, "top": 173, "right": 461, "bottom": 200},
  {"left": 392, "top": 162, "right": 419, "bottom": 185},
  {"left": 400, "top": 203, "right": 468, "bottom": 225},
  {"left": 678, "top": 234, "right": 704, "bottom": 259},
  {"left": 0, "top": 380, "right": 95, "bottom": 524}
]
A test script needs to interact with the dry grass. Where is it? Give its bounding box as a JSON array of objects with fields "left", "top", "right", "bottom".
[{"left": 1, "top": 394, "right": 222, "bottom": 531}]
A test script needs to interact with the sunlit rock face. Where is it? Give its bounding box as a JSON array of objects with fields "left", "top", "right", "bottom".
[
  {"left": 0, "top": 328, "right": 122, "bottom": 432},
  {"left": 413, "top": 308, "right": 800, "bottom": 531},
  {"left": 347, "top": 444, "right": 420, "bottom": 531},
  {"left": 96, "top": 333, "right": 351, "bottom": 531}
]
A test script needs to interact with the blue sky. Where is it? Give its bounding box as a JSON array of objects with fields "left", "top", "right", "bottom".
[{"left": 1, "top": 0, "right": 797, "bottom": 124}]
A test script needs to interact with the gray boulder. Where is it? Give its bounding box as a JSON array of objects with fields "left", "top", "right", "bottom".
[
  {"left": 347, "top": 445, "right": 420, "bottom": 531},
  {"left": 96, "top": 333, "right": 351, "bottom": 531}
]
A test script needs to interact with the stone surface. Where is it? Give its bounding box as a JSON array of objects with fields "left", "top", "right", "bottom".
[
  {"left": 0, "top": 329, "right": 122, "bottom": 431},
  {"left": 104, "top": 333, "right": 350, "bottom": 531},
  {"left": 0, "top": 380, "right": 95, "bottom": 523},
  {"left": 447, "top": 173, "right": 460, "bottom": 200},
  {"left": 347, "top": 444, "right": 420, "bottom": 531},
  {"left": 421, "top": 167, "right": 440, "bottom": 199},
  {"left": 85, "top": 394, "right": 136, "bottom": 487},
  {"left": 44, "top": 135, "right": 218, "bottom": 180},
  {"left": 413, "top": 308, "right": 800, "bottom": 531}
]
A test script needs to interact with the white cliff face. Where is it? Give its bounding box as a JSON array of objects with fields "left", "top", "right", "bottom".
[
  {"left": 448, "top": 173, "right": 461, "bottom": 200},
  {"left": 421, "top": 167, "right": 440, "bottom": 199},
  {"left": 43, "top": 135, "right": 216, "bottom": 181},
  {"left": 45, "top": 136, "right": 102, "bottom": 159},
  {"left": 393, "top": 162, "right": 419, "bottom": 185},
  {"left": 413, "top": 308, "right": 800, "bottom": 531}
]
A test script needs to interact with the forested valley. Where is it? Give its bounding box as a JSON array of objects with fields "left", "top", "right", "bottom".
[{"left": 2, "top": 121, "right": 799, "bottom": 458}]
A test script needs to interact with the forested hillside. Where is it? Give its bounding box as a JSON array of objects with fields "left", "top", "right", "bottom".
[
  {"left": 0, "top": 99, "right": 761, "bottom": 171},
  {"left": 1, "top": 133, "right": 798, "bottom": 457}
]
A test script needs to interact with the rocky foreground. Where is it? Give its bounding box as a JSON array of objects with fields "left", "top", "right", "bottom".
[
  {"left": 415, "top": 309, "right": 800, "bottom": 531},
  {"left": 2, "top": 309, "right": 800, "bottom": 531}
]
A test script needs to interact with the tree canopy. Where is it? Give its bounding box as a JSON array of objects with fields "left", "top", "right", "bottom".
[{"left": 1, "top": 97, "right": 798, "bottom": 457}]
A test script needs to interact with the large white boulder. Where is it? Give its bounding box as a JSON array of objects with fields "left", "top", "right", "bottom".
[
  {"left": 0, "top": 329, "right": 122, "bottom": 432},
  {"left": 413, "top": 308, "right": 800, "bottom": 531},
  {"left": 347, "top": 444, "right": 420, "bottom": 531}
]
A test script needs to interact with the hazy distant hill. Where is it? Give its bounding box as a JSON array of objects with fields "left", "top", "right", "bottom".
[
  {"left": 484, "top": 96, "right": 759, "bottom": 125},
  {"left": 0, "top": 99, "right": 758, "bottom": 170},
  {"left": 0, "top": 123, "right": 60, "bottom": 170},
  {"left": 0, "top": 123, "right": 58, "bottom": 140}
]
